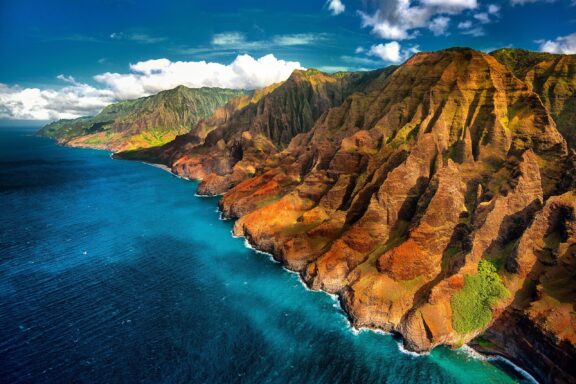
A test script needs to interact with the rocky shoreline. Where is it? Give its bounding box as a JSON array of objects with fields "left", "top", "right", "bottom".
[
  {"left": 71, "top": 139, "right": 550, "bottom": 382},
  {"left": 44, "top": 48, "right": 576, "bottom": 383},
  {"left": 75, "top": 137, "right": 571, "bottom": 383},
  {"left": 226, "top": 192, "right": 543, "bottom": 384}
]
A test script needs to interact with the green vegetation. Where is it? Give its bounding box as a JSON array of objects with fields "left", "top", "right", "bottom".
[
  {"left": 304, "top": 68, "right": 322, "bottom": 76},
  {"left": 388, "top": 123, "right": 420, "bottom": 149},
  {"left": 473, "top": 335, "right": 496, "bottom": 348},
  {"left": 451, "top": 260, "right": 509, "bottom": 333},
  {"left": 490, "top": 48, "right": 558, "bottom": 78},
  {"left": 485, "top": 240, "right": 518, "bottom": 271},
  {"left": 38, "top": 86, "right": 249, "bottom": 149}
]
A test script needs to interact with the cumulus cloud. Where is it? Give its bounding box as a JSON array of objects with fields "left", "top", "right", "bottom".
[
  {"left": 327, "top": 0, "right": 346, "bottom": 15},
  {"left": 0, "top": 82, "right": 114, "bottom": 120},
  {"left": 95, "top": 54, "right": 303, "bottom": 100},
  {"left": 0, "top": 54, "right": 303, "bottom": 120},
  {"left": 538, "top": 32, "right": 576, "bottom": 54},
  {"left": 367, "top": 41, "right": 419, "bottom": 63},
  {"left": 359, "top": 0, "right": 477, "bottom": 40},
  {"left": 368, "top": 42, "right": 402, "bottom": 62},
  {"left": 429, "top": 16, "right": 450, "bottom": 36}
]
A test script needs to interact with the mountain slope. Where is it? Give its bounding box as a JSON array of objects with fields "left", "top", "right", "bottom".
[
  {"left": 490, "top": 48, "right": 560, "bottom": 78},
  {"left": 38, "top": 86, "right": 248, "bottom": 151},
  {"left": 492, "top": 48, "right": 576, "bottom": 148},
  {"left": 120, "top": 67, "right": 392, "bottom": 195},
  {"left": 138, "top": 48, "right": 574, "bottom": 383},
  {"left": 64, "top": 47, "right": 576, "bottom": 383}
]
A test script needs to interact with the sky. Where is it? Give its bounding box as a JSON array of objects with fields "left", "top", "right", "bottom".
[{"left": 0, "top": 0, "right": 575, "bottom": 121}]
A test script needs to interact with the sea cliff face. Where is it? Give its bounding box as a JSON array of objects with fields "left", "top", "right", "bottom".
[{"left": 42, "top": 47, "right": 576, "bottom": 384}]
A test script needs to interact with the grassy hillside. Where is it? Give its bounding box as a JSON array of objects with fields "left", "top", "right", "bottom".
[
  {"left": 490, "top": 48, "right": 559, "bottom": 78},
  {"left": 38, "top": 86, "right": 249, "bottom": 151}
]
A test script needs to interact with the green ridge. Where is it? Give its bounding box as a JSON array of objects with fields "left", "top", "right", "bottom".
[{"left": 38, "top": 86, "right": 249, "bottom": 150}]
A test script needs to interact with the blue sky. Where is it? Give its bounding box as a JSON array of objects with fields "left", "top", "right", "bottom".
[{"left": 1, "top": 0, "right": 575, "bottom": 120}]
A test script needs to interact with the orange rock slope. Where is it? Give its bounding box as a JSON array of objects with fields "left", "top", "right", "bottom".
[{"left": 124, "top": 48, "right": 576, "bottom": 383}]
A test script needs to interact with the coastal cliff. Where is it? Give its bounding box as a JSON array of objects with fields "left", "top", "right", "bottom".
[{"left": 42, "top": 47, "right": 576, "bottom": 383}]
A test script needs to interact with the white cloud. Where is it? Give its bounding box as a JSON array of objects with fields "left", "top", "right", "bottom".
[
  {"left": 359, "top": 0, "right": 477, "bottom": 40},
  {"left": 110, "top": 32, "right": 166, "bottom": 44},
  {"left": 510, "top": 0, "right": 555, "bottom": 5},
  {"left": 367, "top": 42, "right": 420, "bottom": 63},
  {"left": 488, "top": 4, "right": 501, "bottom": 14},
  {"left": 369, "top": 42, "right": 401, "bottom": 62},
  {"left": 56, "top": 74, "right": 80, "bottom": 85},
  {"left": 473, "top": 12, "right": 490, "bottom": 23},
  {"left": 341, "top": 55, "right": 380, "bottom": 65},
  {"left": 327, "top": 0, "right": 345, "bottom": 15},
  {"left": 538, "top": 32, "right": 576, "bottom": 54},
  {"left": 461, "top": 26, "right": 485, "bottom": 36},
  {"left": 355, "top": 46, "right": 365, "bottom": 53},
  {"left": 429, "top": 16, "right": 450, "bottom": 36},
  {"left": 452, "top": 3, "right": 498, "bottom": 33},
  {"left": 420, "top": 0, "right": 477, "bottom": 8},
  {"left": 212, "top": 32, "right": 246, "bottom": 46},
  {"left": 0, "top": 54, "right": 303, "bottom": 120},
  {"left": 318, "top": 65, "right": 350, "bottom": 72},
  {"left": 210, "top": 32, "right": 265, "bottom": 50},
  {"left": 359, "top": 10, "right": 420, "bottom": 40},
  {"left": 367, "top": 41, "right": 420, "bottom": 63},
  {"left": 457, "top": 1, "right": 501, "bottom": 38},
  {"left": 95, "top": 54, "right": 303, "bottom": 100},
  {"left": 272, "top": 34, "right": 328, "bottom": 46},
  {"left": 209, "top": 32, "right": 327, "bottom": 50},
  {"left": 0, "top": 82, "right": 114, "bottom": 120}
]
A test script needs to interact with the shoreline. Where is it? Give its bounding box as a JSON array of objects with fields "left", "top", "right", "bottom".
[
  {"left": 44, "top": 137, "right": 543, "bottom": 384},
  {"left": 235, "top": 224, "right": 539, "bottom": 383}
]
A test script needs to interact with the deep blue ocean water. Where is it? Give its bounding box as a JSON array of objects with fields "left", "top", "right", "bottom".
[{"left": 0, "top": 127, "right": 533, "bottom": 383}]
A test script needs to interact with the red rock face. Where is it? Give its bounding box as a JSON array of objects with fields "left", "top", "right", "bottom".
[{"left": 125, "top": 48, "right": 576, "bottom": 383}]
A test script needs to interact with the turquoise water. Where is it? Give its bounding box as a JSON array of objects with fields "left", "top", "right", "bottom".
[{"left": 0, "top": 128, "right": 530, "bottom": 383}]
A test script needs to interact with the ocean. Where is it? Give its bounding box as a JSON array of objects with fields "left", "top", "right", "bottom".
[{"left": 0, "top": 127, "right": 532, "bottom": 383}]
